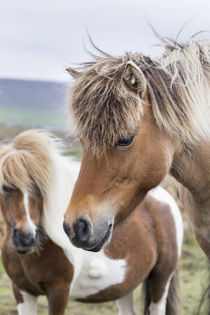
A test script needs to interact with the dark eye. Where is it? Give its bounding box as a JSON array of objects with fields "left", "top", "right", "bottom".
[
  {"left": 2, "top": 185, "right": 14, "bottom": 194},
  {"left": 115, "top": 135, "right": 134, "bottom": 147}
]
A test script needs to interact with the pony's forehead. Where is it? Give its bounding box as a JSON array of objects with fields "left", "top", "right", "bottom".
[
  {"left": 0, "top": 142, "right": 53, "bottom": 197},
  {"left": 0, "top": 168, "right": 38, "bottom": 197}
]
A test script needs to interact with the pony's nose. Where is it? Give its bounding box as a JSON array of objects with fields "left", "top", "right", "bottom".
[
  {"left": 12, "top": 228, "right": 37, "bottom": 252},
  {"left": 63, "top": 217, "right": 93, "bottom": 247},
  {"left": 73, "top": 218, "right": 92, "bottom": 242}
]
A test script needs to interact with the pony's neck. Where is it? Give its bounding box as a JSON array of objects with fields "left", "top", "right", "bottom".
[
  {"left": 41, "top": 154, "right": 89, "bottom": 281},
  {"left": 171, "top": 139, "right": 210, "bottom": 203},
  {"left": 41, "top": 153, "right": 80, "bottom": 252},
  {"left": 171, "top": 139, "right": 210, "bottom": 257}
]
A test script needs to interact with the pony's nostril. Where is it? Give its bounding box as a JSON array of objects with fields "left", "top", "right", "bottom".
[
  {"left": 13, "top": 228, "right": 18, "bottom": 238},
  {"left": 73, "top": 218, "right": 92, "bottom": 242},
  {"left": 63, "top": 220, "right": 71, "bottom": 237}
]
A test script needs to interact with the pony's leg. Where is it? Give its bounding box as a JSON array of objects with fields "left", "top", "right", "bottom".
[
  {"left": 116, "top": 292, "right": 136, "bottom": 315},
  {"left": 148, "top": 277, "right": 171, "bottom": 315},
  {"left": 47, "top": 284, "right": 70, "bottom": 315},
  {"left": 17, "top": 293, "right": 37, "bottom": 315},
  {"left": 147, "top": 271, "right": 175, "bottom": 315},
  {"left": 12, "top": 283, "right": 37, "bottom": 315}
]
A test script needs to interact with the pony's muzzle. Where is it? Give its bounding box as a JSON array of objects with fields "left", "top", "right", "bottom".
[
  {"left": 63, "top": 216, "right": 114, "bottom": 252},
  {"left": 63, "top": 216, "right": 93, "bottom": 247},
  {"left": 11, "top": 228, "right": 38, "bottom": 254}
]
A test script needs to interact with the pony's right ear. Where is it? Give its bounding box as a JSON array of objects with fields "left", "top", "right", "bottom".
[
  {"left": 66, "top": 67, "right": 81, "bottom": 79},
  {"left": 123, "top": 61, "right": 146, "bottom": 96}
]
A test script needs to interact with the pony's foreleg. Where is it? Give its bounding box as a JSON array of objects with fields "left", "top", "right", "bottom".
[
  {"left": 17, "top": 293, "right": 37, "bottom": 315},
  {"left": 47, "top": 284, "right": 70, "bottom": 315},
  {"left": 116, "top": 292, "right": 136, "bottom": 315},
  {"left": 12, "top": 283, "right": 37, "bottom": 315}
]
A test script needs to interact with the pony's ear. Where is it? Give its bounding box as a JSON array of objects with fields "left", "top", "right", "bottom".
[
  {"left": 123, "top": 61, "right": 146, "bottom": 96},
  {"left": 66, "top": 67, "right": 81, "bottom": 79}
]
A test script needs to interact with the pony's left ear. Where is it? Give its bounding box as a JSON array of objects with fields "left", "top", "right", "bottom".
[
  {"left": 123, "top": 61, "right": 146, "bottom": 96},
  {"left": 66, "top": 67, "right": 81, "bottom": 79}
]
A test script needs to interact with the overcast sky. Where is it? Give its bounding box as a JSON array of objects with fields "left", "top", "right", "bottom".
[{"left": 1, "top": 0, "right": 210, "bottom": 82}]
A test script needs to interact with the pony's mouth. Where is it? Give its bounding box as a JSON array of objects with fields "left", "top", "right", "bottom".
[
  {"left": 86, "top": 223, "right": 113, "bottom": 252},
  {"left": 16, "top": 248, "right": 34, "bottom": 255},
  {"left": 15, "top": 243, "right": 38, "bottom": 255}
]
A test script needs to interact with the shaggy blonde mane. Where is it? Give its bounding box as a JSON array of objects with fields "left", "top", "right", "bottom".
[
  {"left": 68, "top": 39, "right": 210, "bottom": 156},
  {"left": 0, "top": 130, "right": 60, "bottom": 196}
]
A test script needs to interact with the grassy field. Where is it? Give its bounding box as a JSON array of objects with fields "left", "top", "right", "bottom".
[{"left": 0, "top": 124, "right": 209, "bottom": 314}]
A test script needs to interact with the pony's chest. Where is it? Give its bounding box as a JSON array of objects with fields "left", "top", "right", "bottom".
[{"left": 70, "top": 252, "right": 126, "bottom": 300}]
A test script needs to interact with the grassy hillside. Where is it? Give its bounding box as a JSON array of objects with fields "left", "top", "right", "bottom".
[
  {"left": 0, "top": 106, "right": 67, "bottom": 131},
  {"left": 0, "top": 78, "right": 68, "bottom": 131}
]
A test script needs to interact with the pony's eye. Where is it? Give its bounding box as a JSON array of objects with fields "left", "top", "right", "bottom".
[
  {"left": 2, "top": 185, "right": 14, "bottom": 194},
  {"left": 115, "top": 135, "right": 134, "bottom": 147}
]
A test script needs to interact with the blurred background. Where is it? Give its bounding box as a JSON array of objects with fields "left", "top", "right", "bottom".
[{"left": 0, "top": 0, "right": 209, "bottom": 314}]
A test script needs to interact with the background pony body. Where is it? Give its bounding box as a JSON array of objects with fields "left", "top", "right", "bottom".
[
  {"left": 0, "top": 130, "right": 183, "bottom": 315},
  {"left": 64, "top": 39, "right": 210, "bottom": 259}
]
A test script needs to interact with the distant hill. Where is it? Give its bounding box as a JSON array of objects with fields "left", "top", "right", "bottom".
[
  {"left": 0, "top": 78, "right": 67, "bottom": 111},
  {"left": 0, "top": 78, "right": 70, "bottom": 130}
]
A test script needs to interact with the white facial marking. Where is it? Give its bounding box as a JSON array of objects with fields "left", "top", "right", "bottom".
[
  {"left": 23, "top": 193, "right": 37, "bottom": 237},
  {"left": 148, "top": 186, "right": 183, "bottom": 256},
  {"left": 17, "top": 291, "right": 37, "bottom": 315}
]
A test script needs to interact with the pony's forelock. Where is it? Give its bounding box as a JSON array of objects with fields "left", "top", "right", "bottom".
[
  {"left": 69, "top": 54, "right": 144, "bottom": 157},
  {"left": 0, "top": 130, "right": 62, "bottom": 196}
]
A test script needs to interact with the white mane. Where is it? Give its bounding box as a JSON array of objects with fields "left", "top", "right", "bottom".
[{"left": 42, "top": 153, "right": 80, "bottom": 251}]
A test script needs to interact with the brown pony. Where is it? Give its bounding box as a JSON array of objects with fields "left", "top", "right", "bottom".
[
  {"left": 0, "top": 130, "right": 183, "bottom": 315},
  {"left": 64, "top": 39, "right": 210, "bottom": 258}
]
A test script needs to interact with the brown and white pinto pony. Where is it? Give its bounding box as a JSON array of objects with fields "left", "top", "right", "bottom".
[
  {"left": 0, "top": 130, "right": 183, "bottom": 315},
  {"left": 64, "top": 39, "right": 210, "bottom": 258}
]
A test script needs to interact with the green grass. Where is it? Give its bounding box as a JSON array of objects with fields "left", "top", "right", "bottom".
[{"left": 180, "top": 233, "right": 209, "bottom": 315}]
